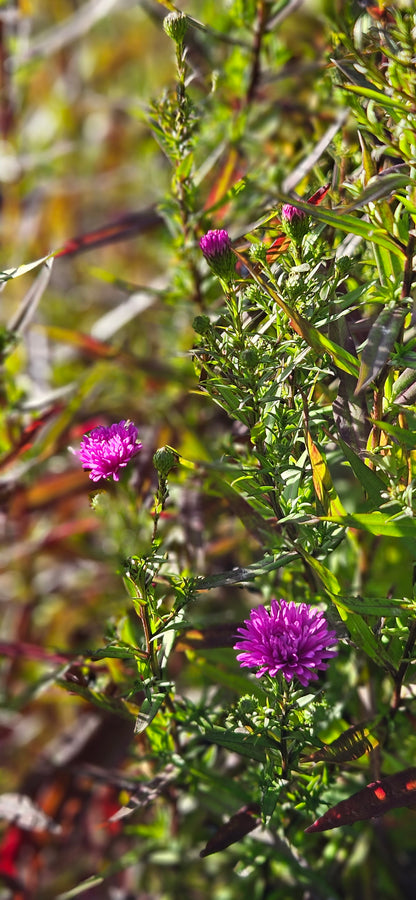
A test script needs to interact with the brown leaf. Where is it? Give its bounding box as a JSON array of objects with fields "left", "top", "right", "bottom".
[
  {"left": 200, "top": 804, "right": 261, "bottom": 857},
  {"left": 0, "top": 794, "right": 61, "bottom": 835},
  {"left": 305, "top": 768, "right": 416, "bottom": 833}
]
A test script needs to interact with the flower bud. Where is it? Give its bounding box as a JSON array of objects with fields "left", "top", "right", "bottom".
[
  {"left": 240, "top": 347, "right": 258, "bottom": 370},
  {"left": 163, "top": 12, "right": 188, "bottom": 43},
  {"left": 281, "top": 203, "right": 309, "bottom": 244},
  {"left": 153, "top": 446, "right": 178, "bottom": 477},
  {"left": 336, "top": 256, "right": 351, "bottom": 277},
  {"left": 193, "top": 314, "right": 211, "bottom": 335},
  {"left": 199, "top": 229, "right": 236, "bottom": 282}
]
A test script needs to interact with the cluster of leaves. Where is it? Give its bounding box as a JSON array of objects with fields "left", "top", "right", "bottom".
[{"left": 1, "top": 1, "right": 416, "bottom": 899}]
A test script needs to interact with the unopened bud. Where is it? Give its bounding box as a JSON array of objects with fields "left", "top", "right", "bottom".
[
  {"left": 163, "top": 12, "right": 188, "bottom": 43},
  {"left": 199, "top": 229, "right": 236, "bottom": 282},
  {"left": 281, "top": 203, "right": 309, "bottom": 244},
  {"left": 153, "top": 446, "right": 178, "bottom": 477},
  {"left": 193, "top": 314, "right": 211, "bottom": 335},
  {"left": 240, "top": 347, "right": 258, "bottom": 370}
]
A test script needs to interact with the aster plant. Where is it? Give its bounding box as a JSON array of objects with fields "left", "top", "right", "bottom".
[{"left": 3, "top": 2, "right": 416, "bottom": 897}]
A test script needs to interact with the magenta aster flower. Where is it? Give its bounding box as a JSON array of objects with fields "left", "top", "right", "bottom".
[
  {"left": 78, "top": 420, "right": 142, "bottom": 482},
  {"left": 199, "top": 229, "right": 235, "bottom": 280},
  {"left": 234, "top": 599, "right": 338, "bottom": 687}
]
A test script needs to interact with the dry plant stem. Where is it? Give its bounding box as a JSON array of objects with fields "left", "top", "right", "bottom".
[
  {"left": 368, "top": 372, "right": 388, "bottom": 465},
  {"left": 402, "top": 232, "right": 416, "bottom": 302},
  {"left": 390, "top": 619, "right": 416, "bottom": 718},
  {"left": 397, "top": 411, "right": 413, "bottom": 486},
  {"left": 173, "top": 39, "right": 203, "bottom": 307},
  {"left": 246, "top": 0, "right": 268, "bottom": 105}
]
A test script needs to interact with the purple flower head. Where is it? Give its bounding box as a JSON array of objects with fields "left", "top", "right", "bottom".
[
  {"left": 234, "top": 599, "right": 338, "bottom": 687},
  {"left": 199, "top": 229, "right": 235, "bottom": 281},
  {"left": 200, "top": 229, "right": 231, "bottom": 257},
  {"left": 78, "top": 420, "right": 142, "bottom": 482}
]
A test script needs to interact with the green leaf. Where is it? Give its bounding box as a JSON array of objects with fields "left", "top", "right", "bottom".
[
  {"left": 335, "top": 594, "right": 415, "bottom": 617},
  {"left": 371, "top": 419, "right": 416, "bottom": 450},
  {"left": 340, "top": 83, "right": 411, "bottom": 113},
  {"left": 201, "top": 727, "right": 268, "bottom": 762},
  {"left": 391, "top": 368, "right": 416, "bottom": 406},
  {"left": 190, "top": 657, "right": 268, "bottom": 703},
  {"left": 90, "top": 645, "right": 138, "bottom": 661},
  {"left": 306, "top": 428, "right": 347, "bottom": 516},
  {"left": 135, "top": 688, "right": 169, "bottom": 734},
  {"left": 57, "top": 875, "right": 104, "bottom": 900},
  {"left": 333, "top": 606, "right": 396, "bottom": 672},
  {"left": 194, "top": 553, "right": 298, "bottom": 590},
  {"left": 301, "top": 551, "right": 342, "bottom": 596},
  {"left": 323, "top": 511, "right": 416, "bottom": 538},
  {"left": 273, "top": 195, "right": 406, "bottom": 257}
]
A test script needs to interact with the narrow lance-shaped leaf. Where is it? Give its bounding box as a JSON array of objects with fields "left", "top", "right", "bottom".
[
  {"left": 370, "top": 419, "right": 416, "bottom": 451},
  {"left": 300, "top": 551, "right": 342, "bottom": 598},
  {"left": 305, "top": 768, "right": 416, "bottom": 833},
  {"left": 135, "top": 688, "right": 168, "bottom": 735},
  {"left": 332, "top": 604, "right": 396, "bottom": 674},
  {"left": 339, "top": 82, "right": 412, "bottom": 113},
  {"left": 7, "top": 259, "right": 53, "bottom": 334},
  {"left": 201, "top": 727, "right": 268, "bottom": 763},
  {"left": 1, "top": 252, "right": 53, "bottom": 284},
  {"left": 391, "top": 368, "right": 416, "bottom": 407},
  {"left": 200, "top": 805, "right": 260, "bottom": 858},
  {"left": 306, "top": 428, "right": 347, "bottom": 517},
  {"left": 355, "top": 306, "right": 405, "bottom": 394},
  {"left": 323, "top": 511, "right": 416, "bottom": 539},
  {"left": 337, "top": 437, "right": 386, "bottom": 505},
  {"left": 335, "top": 594, "right": 415, "bottom": 617},
  {"left": 273, "top": 192, "right": 407, "bottom": 257}
]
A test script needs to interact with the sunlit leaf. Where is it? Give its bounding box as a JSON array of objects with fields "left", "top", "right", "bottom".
[
  {"left": 335, "top": 594, "right": 414, "bottom": 617},
  {"left": 271, "top": 193, "right": 407, "bottom": 257},
  {"left": 0, "top": 253, "right": 52, "bottom": 283},
  {"left": 300, "top": 552, "right": 342, "bottom": 597},
  {"left": 135, "top": 689, "right": 169, "bottom": 735},
  {"left": 340, "top": 83, "right": 411, "bottom": 113},
  {"left": 306, "top": 428, "right": 347, "bottom": 516},
  {"left": 355, "top": 307, "right": 405, "bottom": 394},
  {"left": 370, "top": 419, "right": 416, "bottom": 451},
  {"left": 323, "top": 511, "right": 416, "bottom": 538},
  {"left": 304, "top": 723, "right": 379, "bottom": 764}
]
